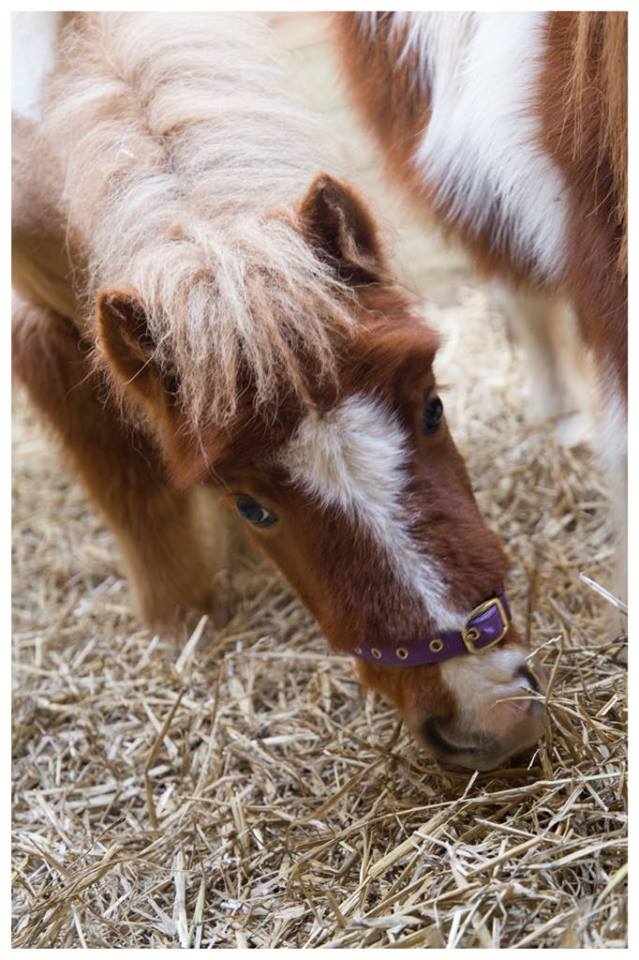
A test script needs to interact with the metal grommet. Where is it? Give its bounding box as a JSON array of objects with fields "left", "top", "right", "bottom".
[
  {"left": 371, "top": 647, "right": 382, "bottom": 660},
  {"left": 465, "top": 628, "right": 481, "bottom": 642},
  {"left": 429, "top": 638, "right": 444, "bottom": 653},
  {"left": 396, "top": 647, "right": 408, "bottom": 660},
  {"left": 354, "top": 647, "right": 362, "bottom": 656}
]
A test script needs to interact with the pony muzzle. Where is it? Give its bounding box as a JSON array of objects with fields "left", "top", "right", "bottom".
[{"left": 422, "top": 662, "right": 545, "bottom": 771}]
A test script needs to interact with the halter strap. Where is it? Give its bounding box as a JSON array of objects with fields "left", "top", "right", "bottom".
[{"left": 351, "top": 590, "right": 512, "bottom": 667}]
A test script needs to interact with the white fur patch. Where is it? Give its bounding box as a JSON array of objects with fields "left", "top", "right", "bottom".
[
  {"left": 384, "top": 12, "right": 569, "bottom": 284},
  {"left": 277, "top": 393, "right": 465, "bottom": 629},
  {"left": 440, "top": 647, "right": 532, "bottom": 731}
]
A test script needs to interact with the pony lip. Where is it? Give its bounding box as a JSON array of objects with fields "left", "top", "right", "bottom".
[
  {"left": 420, "top": 670, "right": 544, "bottom": 771},
  {"left": 421, "top": 715, "right": 540, "bottom": 771},
  {"left": 423, "top": 717, "right": 499, "bottom": 760}
]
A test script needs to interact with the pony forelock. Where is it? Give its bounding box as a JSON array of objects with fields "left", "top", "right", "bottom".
[{"left": 37, "top": 13, "right": 358, "bottom": 430}]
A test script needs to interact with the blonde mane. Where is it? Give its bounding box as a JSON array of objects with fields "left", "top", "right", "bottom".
[{"left": 37, "top": 13, "right": 355, "bottom": 429}]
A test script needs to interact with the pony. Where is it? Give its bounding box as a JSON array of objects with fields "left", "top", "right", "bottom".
[
  {"left": 333, "top": 12, "right": 628, "bottom": 591},
  {"left": 12, "top": 12, "right": 544, "bottom": 772}
]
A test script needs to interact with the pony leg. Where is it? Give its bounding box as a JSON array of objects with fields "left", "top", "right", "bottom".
[
  {"left": 593, "top": 369, "right": 627, "bottom": 613},
  {"left": 495, "top": 283, "right": 626, "bottom": 610},
  {"left": 491, "top": 282, "right": 596, "bottom": 446},
  {"left": 12, "top": 296, "right": 243, "bottom": 628}
]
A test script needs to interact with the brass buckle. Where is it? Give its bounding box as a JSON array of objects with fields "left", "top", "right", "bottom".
[{"left": 462, "top": 596, "right": 509, "bottom": 654}]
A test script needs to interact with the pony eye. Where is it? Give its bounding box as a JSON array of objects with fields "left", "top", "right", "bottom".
[
  {"left": 423, "top": 395, "right": 444, "bottom": 435},
  {"left": 235, "top": 495, "right": 278, "bottom": 528}
]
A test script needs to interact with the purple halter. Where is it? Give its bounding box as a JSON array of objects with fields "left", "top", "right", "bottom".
[{"left": 352, "top": 590, "right": 512, "bottom": 667}]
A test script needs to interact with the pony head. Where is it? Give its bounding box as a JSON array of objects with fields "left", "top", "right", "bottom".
[{"left": 97, "top": 174, "right": 544, "bottom": 770}]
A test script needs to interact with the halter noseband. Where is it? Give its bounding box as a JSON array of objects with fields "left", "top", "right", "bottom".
[{"left": 351, "top": 590, "right": 512, "bottom": 667}]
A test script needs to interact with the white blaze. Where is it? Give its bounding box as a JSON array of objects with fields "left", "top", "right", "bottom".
[
  {"left": 277, "top": 393, "right": 465, "bottom": 629},
  {"left": 278, "top": 394, "right": 540, "bottom": 720}
]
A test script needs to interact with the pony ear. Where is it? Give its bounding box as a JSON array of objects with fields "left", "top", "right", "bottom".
[
  {"left": 299, "top": 173, "right": 386, "bottom": 285},
  {"left": 97, "top": 288, "right": 175, "bottom": 420}
]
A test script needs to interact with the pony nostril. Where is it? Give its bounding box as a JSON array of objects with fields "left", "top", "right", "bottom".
[{"left": 516, "top": 664, "right": 540, "bottom": 694}]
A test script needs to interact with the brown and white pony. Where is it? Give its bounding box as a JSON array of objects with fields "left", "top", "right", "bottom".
[
  {"left": 12, "top": 12, "right": 543, "bottom": 772},
  {"left": 334, "top": 11, "right": 628, "bottom": 594}
]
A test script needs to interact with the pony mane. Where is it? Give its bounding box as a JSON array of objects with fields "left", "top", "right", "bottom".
[{"left": 37, "top": 13, "right": 357, "bottom": 429}]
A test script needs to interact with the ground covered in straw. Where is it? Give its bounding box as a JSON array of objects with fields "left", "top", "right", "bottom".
[{"left": 12, "top": 13, "right": 626, "bottom": 949}]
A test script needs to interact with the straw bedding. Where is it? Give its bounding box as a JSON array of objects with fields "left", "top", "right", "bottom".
[{"left": 12, "top": 13, "right": 627, "bottom": 949}]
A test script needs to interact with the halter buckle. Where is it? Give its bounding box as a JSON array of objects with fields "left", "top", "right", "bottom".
[{"left": 462, "top": 596, "right": 509, "bottom": 654}]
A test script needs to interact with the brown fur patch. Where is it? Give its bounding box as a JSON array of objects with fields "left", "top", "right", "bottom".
[
  {"left": 12, "top": 297, "right": 223, "bottom": 625},
  {"left": 539, "top": 12, "right": 627, "bottom": 392}
]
